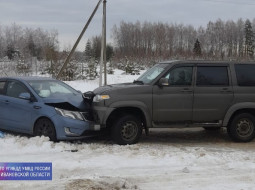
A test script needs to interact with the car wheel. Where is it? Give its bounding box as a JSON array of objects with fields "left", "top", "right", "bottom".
[
  {"left": 34, "top": 118, "right": 57, "bottom": 141},
  {"left": 228, "top": 113, "right": 255, "bottom": 142},
  {"left": 203, "top": 127, "right": 221, "bottom": 131},
  {"left": 111, "top": 115, "right": 142, "bottom": 145}
]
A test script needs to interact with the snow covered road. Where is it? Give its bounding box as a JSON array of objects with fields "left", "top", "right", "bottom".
[{"left": 1, "top": 128, "right": 255, "bottom": 190}]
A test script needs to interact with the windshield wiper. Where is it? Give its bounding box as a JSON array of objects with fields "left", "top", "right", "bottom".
[{"left": 133, "top": 80, "right": 144, "bottom": 85}]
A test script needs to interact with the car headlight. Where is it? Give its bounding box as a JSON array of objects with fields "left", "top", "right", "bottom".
[
  {"left": 55, "top": 108, "right": 84, "bottom": 121},
  {"left": 93, "top": 95, "right": 110, "bottom": 102}
]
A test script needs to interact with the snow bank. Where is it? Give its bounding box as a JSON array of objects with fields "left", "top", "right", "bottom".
[
  {"left": 65, "top": 70, "right": 144, "bottom": 93},
  {"left": 1, "top": 130, "right": 255, "bottom": 190}
]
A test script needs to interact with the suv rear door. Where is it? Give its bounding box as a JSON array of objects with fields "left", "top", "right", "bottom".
[{"left": 192, "top": 64, "right": 234, "bottom": 123}]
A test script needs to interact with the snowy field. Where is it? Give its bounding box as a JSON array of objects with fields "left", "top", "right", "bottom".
[{"left": 1, "top": 71, "right": 255, "bottom": 190}]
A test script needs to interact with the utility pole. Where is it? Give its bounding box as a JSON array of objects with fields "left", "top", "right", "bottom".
[
  {"left": 56, "top": 0, "right": 103, "bottom": 79},
  {"left": 99, "top": 0, "right": 107, "bottom": 86}
]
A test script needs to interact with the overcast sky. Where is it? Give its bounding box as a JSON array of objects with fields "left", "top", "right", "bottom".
[{"left": 0, "top": 0, "right": 255, "bottom": 50}]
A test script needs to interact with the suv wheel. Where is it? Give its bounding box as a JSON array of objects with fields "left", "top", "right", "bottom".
[
  {"left": 111, "top": 115, "right": 142, "bottom": 145},
  {"left": 228, "top": 113, "right": 255, "bottom": 142}
]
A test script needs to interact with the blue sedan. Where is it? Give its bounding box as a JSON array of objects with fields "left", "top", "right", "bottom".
[{"left": 0, "top": 77, "right": 97, "bottom": 141}]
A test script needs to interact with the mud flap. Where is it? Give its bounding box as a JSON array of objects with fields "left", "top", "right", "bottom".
[{"left": 145, "top": 127, "right": 149, "bottom": 136}]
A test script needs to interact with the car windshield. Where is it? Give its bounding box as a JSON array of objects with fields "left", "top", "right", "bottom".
[
  {"left": 136, "top": 63, "right": 169, "bottom": 84},
  {"left": 28, "top": 80, "right": 79, "bottom": 98}
]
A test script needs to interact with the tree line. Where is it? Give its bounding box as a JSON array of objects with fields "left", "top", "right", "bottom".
[
  {"left": 1, "top": 18, "right": 255, "bottom": 79},
  {"left": 0, "top": 23, "right": 59, "bottom": 61},
  {"left": 111, "top": 18, "right": 255, "bottom": 66},
  {"left": 0, "top": 24, "right": 115, "bottom": 80},
  {"left": 0, "top": 23, "right": 61, "bottom": 77}
]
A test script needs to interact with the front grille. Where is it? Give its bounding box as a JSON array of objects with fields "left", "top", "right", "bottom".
[
  {"left": 82, "top": 111, "right": 94, "bottom": 121},
  {"left": 92, "top": 111, "right": 100, "bottom": 123}
]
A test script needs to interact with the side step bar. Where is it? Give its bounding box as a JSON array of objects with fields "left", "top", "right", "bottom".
[{"left": 152, "top": 120, "right": 223, "bottom": 128}]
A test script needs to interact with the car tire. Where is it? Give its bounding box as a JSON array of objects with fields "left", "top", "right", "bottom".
[
  {"left": 228, "top": 113, "right": 255, "bottom": 142},
  {"left": 34, "top": 118, "right": 57, "bottom": 141},
  {"left": 203, "top": 127, "right": 221, "bottom": 131},
  {"left": 111, "top": 115, "right": 142, "bottom": 145}
]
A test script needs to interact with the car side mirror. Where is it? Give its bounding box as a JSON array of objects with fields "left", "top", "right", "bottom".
[
  {"left": 158, "top": 78, "right": 169, "bottom": 87},
  {"left": 19, "top": 92, "right": 31, "bottom": 101}
]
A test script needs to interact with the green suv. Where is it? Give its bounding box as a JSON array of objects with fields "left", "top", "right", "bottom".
[{"left": 88, "top": 60, "right": 255, "bottom": 145}]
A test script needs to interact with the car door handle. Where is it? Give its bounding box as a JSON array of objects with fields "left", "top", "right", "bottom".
[
  {"left": 181, "top": 88, "right": 193, "bottom": 93},
  {"left": 220, "top": 88, "right": 232, "bottom": 93},
  {"left": 4, "top": 100, "right": 9, "bottom": 104},
  {"left": 33, "top": 106, "right": 41, "bottom": 109}
]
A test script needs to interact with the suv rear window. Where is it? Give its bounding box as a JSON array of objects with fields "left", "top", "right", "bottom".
[
  {"left": 196, "top": 66, "right": 229, "bottom": 86},
  {"left": 235, "top": 64, "right": 255, "bottom": 86}
]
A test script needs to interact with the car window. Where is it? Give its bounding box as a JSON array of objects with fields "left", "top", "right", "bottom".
[
  {"left": 6, "top": 81, "right": 29, "bottom": 99},
  {"left": 49, "top": 82, "right": 72, "bottom": 94},
  {"left": 28, "top": 80, "right": 79, "bottom": 98},
  {"left": 0, "top": 81, "right": 6, "bottom": 95},
  {"left": 196, "top": 66, "right": 229, "bottom": 86},
  {"left": 235, "top": 64, "right": 255, "bottom": 86},
  {"left": 164, "top": 67, "right": 193, "bottom": 86},
  {"left": 137, "top": 63, "right": 168, "bottom": 84}
]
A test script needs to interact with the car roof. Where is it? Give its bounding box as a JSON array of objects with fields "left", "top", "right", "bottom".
[{"left": 0, "top": 76, "right": 55, "bottom": 81}]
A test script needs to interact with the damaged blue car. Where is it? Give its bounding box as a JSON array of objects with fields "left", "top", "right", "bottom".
[{"left": 0, "top": 77, "right": 97, "bottom": 141}]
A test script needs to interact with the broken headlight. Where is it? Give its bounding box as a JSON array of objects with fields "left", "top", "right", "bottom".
[{"left": 55, "top": 108, "right": 84, "bottom": 121}]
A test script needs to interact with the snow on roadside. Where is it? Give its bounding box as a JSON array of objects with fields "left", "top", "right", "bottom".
[
  {"left": 1, "top": 131, "right": 255, "bottom": 190},
  {"left": 65, "top": 70, "right": 143, "bottom": 93}
]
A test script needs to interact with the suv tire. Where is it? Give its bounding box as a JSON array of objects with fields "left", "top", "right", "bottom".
[
  {"left": 111, "top": 115, "right": 142, "bottom": 145},
  {"left": 228, "top": 113, "right": 255, "bottom": 142}
]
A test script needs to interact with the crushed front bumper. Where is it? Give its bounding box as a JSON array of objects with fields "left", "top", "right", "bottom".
[{"left": 50, "top": 114, "right": 101, "bottom": 140}]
